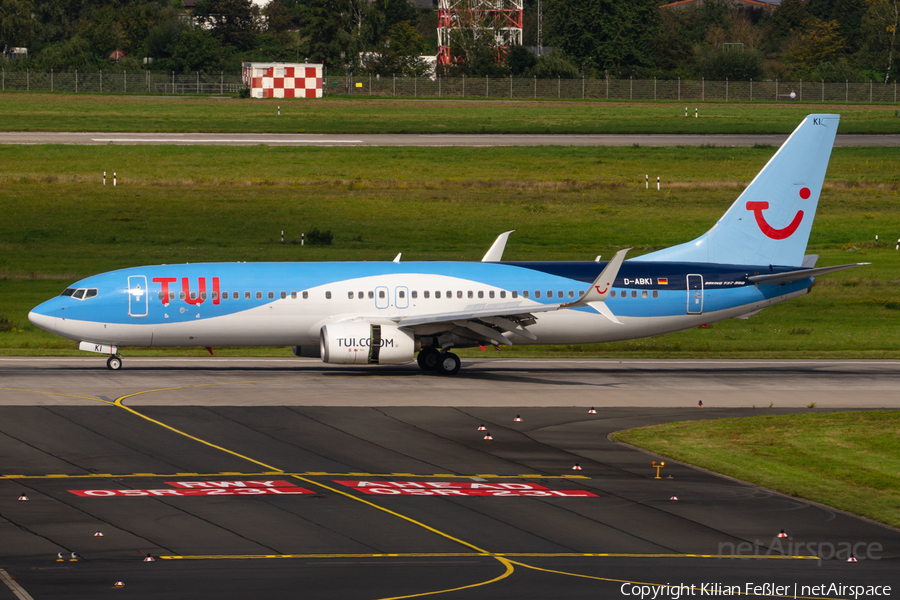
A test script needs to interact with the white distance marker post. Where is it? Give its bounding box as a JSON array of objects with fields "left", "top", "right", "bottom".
[
  {"left": 657, "top": 176, "right": 660, "bottom": 191},
  {"left": 113, "top": 172, "right": 117, "bottom": 187},
  {"left": 645, "top": 174, "right": 648, "bottom": 189},
  {"left": 695, "top": 108, "right": 698, "bottom": 118},
  {"left": 103, "top": 171, "right": 106, "bottom": 186},
  {"left": 685, "top": 107, "right": 688, "bottom": 117},
  {"left": 301, "top": 233, "right": 305, "bottom": 246}
]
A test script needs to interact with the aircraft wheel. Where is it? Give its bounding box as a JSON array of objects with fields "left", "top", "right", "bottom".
[
  {"left": 436, "top": 352, "right": 461, "bottom": 376},
  {"left": 107, "top": 356, "right": 122, "bottom": 371},
  {"left": 417, "top": 348, "right": 440, "bottom": 371}
]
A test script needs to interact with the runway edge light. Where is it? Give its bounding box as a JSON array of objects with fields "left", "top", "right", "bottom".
[
  {"left": 477, "top": 423, "right": 487, "bottom": 431},
  {"left": 514, "top": 415, "right": 523, "bottom": 422},
  {"left": 572, "top": 463, "right": 583, "bottom": 471},
  {"left": 483, "top": 433, "right": 493, "bottom": 440},
  {"left": 144, "top": 553, "right": 155, "bottom": 562},
  {"left": 94, "top": 531, "right": 104, "bottom": 538},
  {"left": 114, "top": 581, "right": 125, "bottom": 588},
  {"left": 670, "top": 495, "right": 679, "bottom": 501},
  {"left": 777, "top": 529, "right": 788, "bottom": 538},
  {"left": 847, "top": 554, "right": 858, "bottom": 563},
  {"left": 17, "top": 494, "right": 28, "bottom": 501}
]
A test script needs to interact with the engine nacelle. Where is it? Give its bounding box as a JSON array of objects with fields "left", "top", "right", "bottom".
[{"left": 320, "top": 322, "right": 415, "bottom": 365}]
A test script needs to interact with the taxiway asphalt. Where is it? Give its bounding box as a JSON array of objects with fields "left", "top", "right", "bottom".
[
  {"left": 1, "top": 358, "right": 897, "bottom": 599},
  {"left": 0, "top": 132, "right": 899, "bottom": 147}
]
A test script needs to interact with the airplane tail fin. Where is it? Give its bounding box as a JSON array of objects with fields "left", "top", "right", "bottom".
[{"left": 633, "top": 114, "right": 840, "bottom": 267}]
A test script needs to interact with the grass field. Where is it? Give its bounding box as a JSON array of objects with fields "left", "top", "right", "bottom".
[
  {"left": 615, "top": 412, "right": 900, "bottom": 529},
  {"left": 1, "top": 93, "right": 900, "bottom": 134},
  {"left": 1, "top": 144, "right": 898, "bottom": 357}
]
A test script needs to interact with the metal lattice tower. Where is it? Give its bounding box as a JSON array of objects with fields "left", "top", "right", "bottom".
[{"left": 437, "top": 0, "right": 524, "bottom": 66}]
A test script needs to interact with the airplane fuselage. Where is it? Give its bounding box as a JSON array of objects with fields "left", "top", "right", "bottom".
[{"left": 29, "top": 260, "right": 811, "bottom": 350}]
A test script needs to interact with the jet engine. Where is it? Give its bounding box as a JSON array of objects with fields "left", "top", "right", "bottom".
[{"left": 320, "top": 322, "right": 415, "bottom": 365}]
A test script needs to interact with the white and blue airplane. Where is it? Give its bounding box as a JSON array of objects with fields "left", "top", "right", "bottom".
[{"left": 29, "top": 114, "right": 867, "bottom": 374}]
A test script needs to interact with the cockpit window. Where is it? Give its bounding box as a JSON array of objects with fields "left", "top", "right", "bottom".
[{"left": 62, "top": 288, "right": 98, "bottom": 300}]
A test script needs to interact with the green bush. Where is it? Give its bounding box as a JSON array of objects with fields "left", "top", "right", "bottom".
[
  {"left": 306, "top": 227, "right": 334, "bottom": 246},
  {"left": 698, "top": 49, "right": 763, "bottom": 81}
]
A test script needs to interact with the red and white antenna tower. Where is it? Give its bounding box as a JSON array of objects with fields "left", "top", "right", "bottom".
[{"left": 437, "top": 0, "right": 523, "bottom": 66}]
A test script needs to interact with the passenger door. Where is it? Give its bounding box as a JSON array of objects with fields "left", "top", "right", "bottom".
[{"left": 128, "top": 275, "right": 149, "bottom": 317}]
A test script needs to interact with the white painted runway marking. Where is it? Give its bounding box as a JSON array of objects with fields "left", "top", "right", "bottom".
[
  {"left": 0, "top": 569, "right": 34, "bottom": 600},
  {"left": 92, "top": 138, "right": 363, "bottom": 144}
]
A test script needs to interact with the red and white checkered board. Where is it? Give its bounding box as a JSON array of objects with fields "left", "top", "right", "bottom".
[{"left": 258, "top": 66, "right": 322, "bottom": 98}]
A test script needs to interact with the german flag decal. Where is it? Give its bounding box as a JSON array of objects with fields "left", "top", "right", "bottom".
[{"left": 658, "top": 278, "right": 669, "bottom": 285}]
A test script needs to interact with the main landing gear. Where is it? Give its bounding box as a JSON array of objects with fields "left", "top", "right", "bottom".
[
  {"left": 106, "top": 356, "right": 122, "bottom": 370},
  {"left": 417, "top": 348, "right": 461, "bottom": 375}
]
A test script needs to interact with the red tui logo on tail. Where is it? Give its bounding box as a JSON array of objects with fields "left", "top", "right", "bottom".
[{"left": 745, "top": 187, "right": 810, "bottom": 240}]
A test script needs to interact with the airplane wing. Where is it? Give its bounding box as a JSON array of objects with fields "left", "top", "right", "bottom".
[
  {"left": 392, "top": 249, "right": 630, "bottom": 343},
  {"left": 747, "top": 262, "right": 869, "bottom": 285}
]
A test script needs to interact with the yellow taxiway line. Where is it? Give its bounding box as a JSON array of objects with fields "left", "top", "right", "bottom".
[
  {"left": 0, "top": 471, "right": 588, "bottom": 480},
  {"left": 158, "top": 552, "right": 819, "bottom": 560}
]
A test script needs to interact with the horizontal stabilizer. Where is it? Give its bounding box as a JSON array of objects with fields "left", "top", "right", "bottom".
[
  {"left": 748, "top": 262, "right": 869, "bottom": 285},
  {"left": 733, "top": 309, "right": 764, "bottom": 320}
]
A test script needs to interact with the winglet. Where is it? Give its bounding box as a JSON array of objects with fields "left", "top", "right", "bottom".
[
  {"left": 482, "top": 231, "right": 515, "bottom": 262},
  {"left": 393, "top": 253, "right": 402, "bottom": 263},
  {"left": 588, "top": 300, "right": 622, "bottom": 325},
  {"left": 560, "top": 248, "right": 630, "bottom": 310}
]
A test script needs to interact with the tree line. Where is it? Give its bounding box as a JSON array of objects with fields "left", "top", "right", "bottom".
[{"left": 0, "top": 0, "right": 896, "bottom": 84}]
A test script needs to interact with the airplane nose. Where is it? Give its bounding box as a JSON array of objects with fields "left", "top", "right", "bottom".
[{"left": 28, "top": 309, "right": 58, "bottom": 334}]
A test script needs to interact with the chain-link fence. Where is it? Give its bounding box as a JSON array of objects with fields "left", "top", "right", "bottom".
[
  {"left": 340, "top": 75, "right": 900, "bottom": 103},
  {"left": 2, "top": 69, "right": 898, "bottom": 103},
  {"left": 0, "top": 70, "right": 243, "bottom": 94}
]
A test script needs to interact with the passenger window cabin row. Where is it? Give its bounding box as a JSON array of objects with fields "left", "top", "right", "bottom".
[{"left": 156, "top": 288, "right": 661, "bottom": 302}]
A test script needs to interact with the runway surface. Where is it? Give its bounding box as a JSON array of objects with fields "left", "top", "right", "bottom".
[
  {"left": 1, "top": 132, "right": 899, "bottom": 147},
  {"left": 2, "top": 357, "right": 899, "bottom": 408},
  {"left": 1, "top": 358, "right": 897, "bottom": 599}
]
